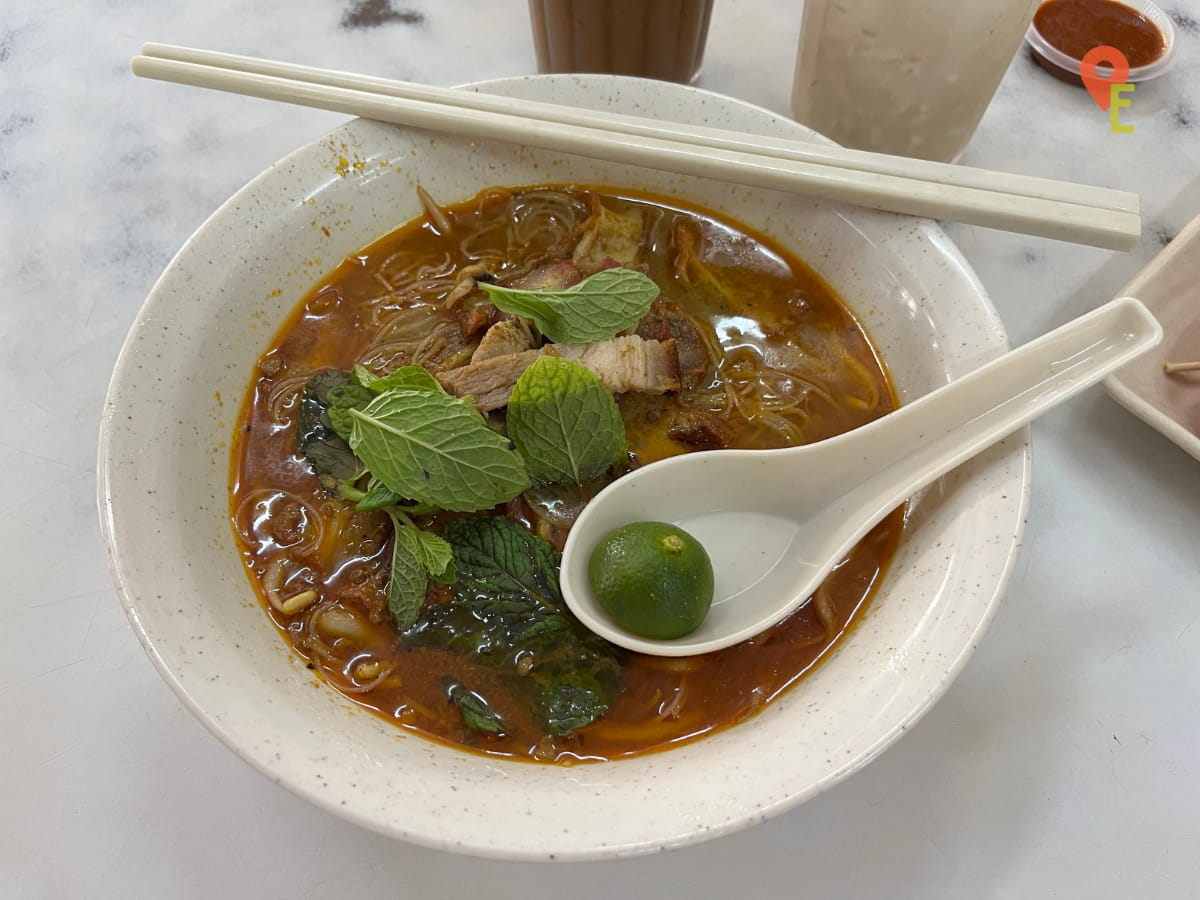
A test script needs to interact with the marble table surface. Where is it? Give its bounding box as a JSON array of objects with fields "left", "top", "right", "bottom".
[{"left": 4, "top": 1, "right": 1199, "bottom": 896}]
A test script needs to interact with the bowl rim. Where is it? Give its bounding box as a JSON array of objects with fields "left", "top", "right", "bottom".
[
  {"left": 98, "top": 73, "right": 1032, "bottom": 860},
  {"left": 1024, "top": 0, "right": 1179, "bottom": 82}
]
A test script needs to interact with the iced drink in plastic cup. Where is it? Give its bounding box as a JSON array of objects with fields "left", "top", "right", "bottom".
[{"left": 791, "top": 0, "right": 1039, "bottom": 162}]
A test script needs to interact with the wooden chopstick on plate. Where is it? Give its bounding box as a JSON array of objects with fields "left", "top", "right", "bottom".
[{"left": 131, "top": 43, "right": 1142, "bottom": 251}]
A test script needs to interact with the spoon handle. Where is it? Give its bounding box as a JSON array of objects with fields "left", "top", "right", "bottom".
[{"left": 808, "top": 297, "right": 1161, "bottom": 530}]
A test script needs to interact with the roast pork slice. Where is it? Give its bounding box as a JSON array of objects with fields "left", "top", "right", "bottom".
[
  {"left": 470, "top": 318, "right": 536, "bottom": 363},
  {"left": 434, "top": 349, "right": 543, "bottom": 412},
  {"left": 549, "top": 335, "right": 680, "bottom": 395},
  {"left": 449, "top": 262, "right": 582, "bottom": 340},
  {"left": 633, "top": 299, "right": 710, "bottom": 382},
  {"left": 666, "top": 407, "right": 734, "bottom": 450},
  {"left": 437, "top": 334, "right": 680, "bottom": 411},
  {"left": 411, "top": 321, "right": 478, "bottom": 373}
]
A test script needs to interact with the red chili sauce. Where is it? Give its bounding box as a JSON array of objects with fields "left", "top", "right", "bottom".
[{"left": 1034, "top": 0, "right": 1166, "bottom": 66}]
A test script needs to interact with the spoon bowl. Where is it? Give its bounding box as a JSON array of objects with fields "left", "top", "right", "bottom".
[{"left": 562, "top": 297, "right": 1162, "bottom": 655}]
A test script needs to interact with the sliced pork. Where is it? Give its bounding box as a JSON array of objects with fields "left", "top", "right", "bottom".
[
  {"left": 666, "top": 408, "right": 734, "bottom": 450},
  {"left": 437, "top": 335, "right": 680, "bottom": 411},
  {"left": 411, "top": 321, "right": 477, "bottom": 372},
  {"left": 633, "top": 299, "right": 710, "bottom": 382},
  {"left": 549, "top": 335, "right": 680, "bottom": 395},
  {"left": 471, "top": 318, "right": 536, "bottom": 363},
  {"left": 434, "top": 348, "right": 543, "bottom": 411}
]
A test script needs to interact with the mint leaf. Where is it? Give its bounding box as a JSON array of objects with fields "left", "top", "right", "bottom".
[
  {"left": 384, "top": 510, "right": 431, "bottom": 629},
  {"left": 351, "top": 364, "right": 378, "bottom": 389},
  {"left": 327, "top": 383, "right": 375, "bottom": 441},
  {"left": 394, "top": 499, "right": 442, "bottom": 517},
  {"left": 406, "top": 517, "right": 622, "bottom": 736},
  {"left": 441, "top": 515, "right": 560, "bottom": 610},
  {"left": 444, "top": 679, "right": 507, "bottom": 734},
  {"left": 537, "top": 667, "right": 620, "bottom": 736},
  {"left": 354, "top": 476, "right": 404, "bottom": 511},
  {"left": 367, "top": 364, "right": 443, "bottom": 394},
  {"left": 296, "top": 371, "right": 359, "bottom": 481},
  {"left": 346, "top": 388, "right": 529, "bottom": 512},
  {"left": 323, "top": 473, "right": 441, "bottom": 515},
  {"left": 507, "top": 356, "right": 626, "bottom": 486},
  {"left": 413, "top": 528, "right": 456, "bottom": 584},
  {"left": 477, "top": 268, "right": 659, "bottom": 343}
]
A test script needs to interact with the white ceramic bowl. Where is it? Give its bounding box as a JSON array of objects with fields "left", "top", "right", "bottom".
[{"left": 98, "top": 75, "right": 1029, "bottom": 860}]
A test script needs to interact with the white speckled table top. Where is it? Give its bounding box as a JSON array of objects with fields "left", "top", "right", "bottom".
[{"left": 4, "top": 1, "right": 1199, "bottom": 896}]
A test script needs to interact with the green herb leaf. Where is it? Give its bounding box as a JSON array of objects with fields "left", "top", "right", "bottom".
[
  {"left": 443, "top": 679, "right": 507, "bottom": 734},
  {"left": 413, "top": 528, "right": 456, "bottom": 584},
  {"left": 395, "top": 499, "right": 442, "bottom": 517},
  {"left": 327, "top": 383, "right": 376, "bottom": 442},
  {"left": 406, "top": 517, "right": 622, "bottom": 736},
  {"left": 321, "top": 473, "right": 441, "bottom": 515},
  {"left": 346, "top": 389, "right": 529, "bottom": 512},
  {"left": 477, "top": 268, "right": 659, "bottom": 343},
  {"left": 366, "top": 364, "right": 444, "bottom": 395},
  {"left": 351, "top": 364, "right": 378, "bottom": 389},
  {"left": 537, "top": 666, "right": 620, "bottom": 736},
  {"left": 441, "top": 515, "right": 560, "bottom": 609},
  {"left": 507, "top": 356, "right": 626, "bottom": 486},
  {"left": 353, "top": 476, "right": 404, "bottom": 511},
  {"left": 384, "top": 510, "right": 431, "bottom": 629},
  {"left": 296, "top": 371, "right": 359, "bottom": 481},
  {"left": 319, "top": 473, "right": 363, "bottom": 503}
]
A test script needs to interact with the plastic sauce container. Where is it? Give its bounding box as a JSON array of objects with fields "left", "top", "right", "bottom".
[
  {"left": 1025, "top": 0, "right": 1178, "bottom": 86},
  {"left": 529, "top": 0, "right": 714, "bottom": 84}
]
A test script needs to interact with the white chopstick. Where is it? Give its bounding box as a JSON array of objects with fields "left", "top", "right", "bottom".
[
  {"left": 131, "top": 44, "right": 1142, "bottom": 250},
  {"left": 140, "top": 43, "right": 1135, "bottom": 215}
]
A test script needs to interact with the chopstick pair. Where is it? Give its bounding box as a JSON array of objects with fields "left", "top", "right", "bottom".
[{"left": 131, "top": 43, "right": 1141, "bottom": 250}]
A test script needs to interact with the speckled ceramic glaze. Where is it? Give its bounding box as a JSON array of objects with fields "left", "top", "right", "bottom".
[{"left": 98, "top": 75, "right": 1030, "bottom": 860}]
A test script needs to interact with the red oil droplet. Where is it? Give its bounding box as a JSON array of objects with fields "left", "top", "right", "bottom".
[{"left": 1081, "top": 46, "right": 1131, "bottom": 110}]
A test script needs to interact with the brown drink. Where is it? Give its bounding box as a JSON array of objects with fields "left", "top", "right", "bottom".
[{"left": 529, "top": 0, "right": 713, "bottom": 84}]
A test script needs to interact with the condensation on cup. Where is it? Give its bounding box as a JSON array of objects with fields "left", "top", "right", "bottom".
[
  {"left": 529, "top": 0, "right": 714, "bottom": 84},
  {"left": 791, "top": 0, "right": 1040, "bottom": 162}
]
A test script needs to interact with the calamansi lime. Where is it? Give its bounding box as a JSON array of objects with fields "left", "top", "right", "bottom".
[{"left": 587, "top": 521, "right": 714, "bottom": 640}]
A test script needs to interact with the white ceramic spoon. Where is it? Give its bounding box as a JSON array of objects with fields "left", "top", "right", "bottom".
[{"left": 561, "top": 297, "right": 1162, "bottom": 656}]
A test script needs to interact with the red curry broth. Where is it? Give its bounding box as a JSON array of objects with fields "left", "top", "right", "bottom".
[{"left": 231, "top": 185, "right": 902, "bottom": 763}]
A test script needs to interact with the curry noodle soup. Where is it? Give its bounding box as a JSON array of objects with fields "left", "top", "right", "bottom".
[{"left": 231, "top": 186, "right": 903, "bottom": 764}]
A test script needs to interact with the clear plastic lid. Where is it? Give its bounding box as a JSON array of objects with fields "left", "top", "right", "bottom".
[{"left": 1024, "top": 0, "right": 1179, "bottom": 82}]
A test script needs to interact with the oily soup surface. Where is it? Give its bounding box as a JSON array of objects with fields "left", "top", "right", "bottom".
[{"left": 231, "top": 186, "right": 901, "bottom": 763}]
